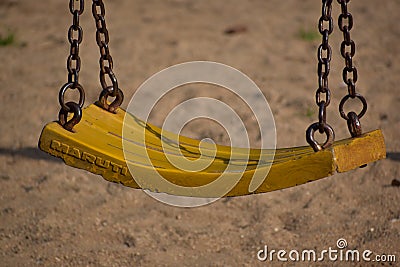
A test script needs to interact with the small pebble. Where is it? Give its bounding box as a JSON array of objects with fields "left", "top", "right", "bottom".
[
  {"left": 379, "top": 114, "right": 388, "bottom": 121},
  {"left": 224, "top": 25, "right": 248, "bottom": 35},
  {"left": 391, "top": 179, "right": 400, "bottom": 187},
  {"left": 0, "top": 175, "right": 10, "bottom": 181}
]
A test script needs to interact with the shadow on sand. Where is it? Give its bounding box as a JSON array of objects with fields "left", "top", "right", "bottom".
[{"left": 0, "top": 147, "right": 61, "bottom": 163}]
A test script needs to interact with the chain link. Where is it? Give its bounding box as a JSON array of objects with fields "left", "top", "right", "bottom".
[
  {"left": 337, "top": 0, "right": 367, "bottom": 137},
  {"left": 92, "top": 0, "right": 124, "bottom": 112},
  {"left": 58, "top": 0, "right": 86, "bottom": 131},
  {"left": 307, "top": 0, "right": 335, "bottom": 152}
]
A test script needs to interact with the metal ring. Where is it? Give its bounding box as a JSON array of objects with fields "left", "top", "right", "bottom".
[
  {"left": 100, "top": 67, "right": 118, "bottom": 97},
  {"left": 318, "top": 60, "right": 330, "bottom": 78},
  {"left": 341, "top": 40, "right": 355, "bottom": 58},
  {"left": 99, "top": 41, "right": 110, "bottom": 56},
  {"left": 95, "top": 16, "right": 107, "bottom": 32},
  {"left": 339, "top": 93, "right": 367, "bottom": 120},
  {"left": 319, "top": 17, "right": 333, "bottom": 35},
  {"left": 58, "top": 102, "right": 83, "bottom": 132},
  {"left": 67, "top": 54, "right": 81, "bottom": 73},
  {"left": 343, "top": 66, "right": 358, "bottom": 84},
  {"left": 96, "top": 27, "right": 109, "bottom": 45},
  {"left": 68, "top": 69, "right": 79, "bottom": 85},
  {"left": 322, "top": 0, "right": 333, "bottom": 19},
  {"left": 347, "top": 111, "right": 362, "bottom": 137},
  {"left": 318, "top": 101, "right": 327, "bottom": 133},
  {"left": 59, "top": 82, "right": 85, "bottom": 112},
  {"left": 100, "top": 55, "right": 114, "bottom": 72},
  {"left": 92, "top": 0, "right": 106, "bottom": 20},
  {"left": 338, "top": 13, "right": 353, "bottom": 31},
  {"left": 346, "top": 80, "right": 356, "bottom": 97},
  {"left": 306, "top": 122, "right": 335, "bottom": 152},
  {"left": 318, "top": 76, "right": 329, "bottom": 91},
  {"left": 317, "top": 45, "right": 332, "bottom": 63},
  {"left": 70, "top": 39, "right": 80, "bottom": 56},
  {"left": 69, "top": 0, "right": 84, "bottom": 15},
  {"left": 316, "top": 88, "right": 331, "bottom": 106},
  {"left": 344, "top": 52, "right": 353, "bottom": 68},
  {"left": 98, "top": 86, "right": 124, "bottom": 113},
  {"left": 68, "top": 24, "right": 83, "bottom": 44}
]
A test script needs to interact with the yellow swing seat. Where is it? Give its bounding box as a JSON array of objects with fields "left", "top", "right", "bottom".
[{"left": 38, "top": 103, "right": 386, "bottom": 197}]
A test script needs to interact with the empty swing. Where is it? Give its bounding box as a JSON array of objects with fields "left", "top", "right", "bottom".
[{"left": 39, "top": 0, "right": 385, "bottom": 197}]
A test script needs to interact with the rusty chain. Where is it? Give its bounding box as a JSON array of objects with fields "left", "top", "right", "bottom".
[
  {"left": 58, "top": 0, "right": 86, "bottom": 131},
  {"left": 337, "top": 0, "right": 367, "bottom": 137},
  {"left": 92, "top": 0, "right": 124, "bottom": 113},
  {"left": 306, "top": 0, "right": 335, "bottom": 152},
  {"left": 56, "top": 0, "right": 365, "bottom": 141}
]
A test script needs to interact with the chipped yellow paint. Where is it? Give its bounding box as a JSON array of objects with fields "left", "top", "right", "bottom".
[{"left": 38, "top": 104, "right": 386, "bottom": 197}]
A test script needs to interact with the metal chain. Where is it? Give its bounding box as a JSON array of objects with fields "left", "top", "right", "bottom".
[
  {"left": 92, "top": 0, "right": 124, "bottom": 113},
  {"left": 58, "top": 0, "right": 86, "bottom": 131},
  {"left": 306, "top": 0, "right": 335, "bottom": 152},
  {"left": 337, "top": 0, "right": 367, "bottom": 137}
]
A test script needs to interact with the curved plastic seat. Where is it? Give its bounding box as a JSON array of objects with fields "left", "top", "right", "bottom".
[{"left": 39, "top": 104, "right": 386, "bottom": 197}]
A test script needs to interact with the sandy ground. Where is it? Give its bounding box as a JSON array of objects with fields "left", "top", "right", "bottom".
[{"left": 1, "top": 0, "right": 399, "bottom": 266}]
